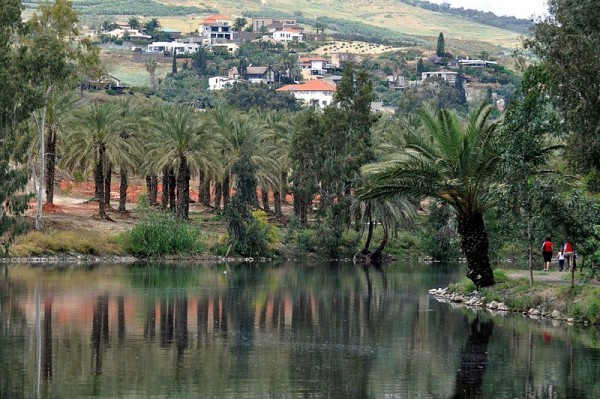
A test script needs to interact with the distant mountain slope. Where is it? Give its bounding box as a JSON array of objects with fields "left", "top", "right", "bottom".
[{"left": 396, "top": 0, "right": 533, "bottom": 34}]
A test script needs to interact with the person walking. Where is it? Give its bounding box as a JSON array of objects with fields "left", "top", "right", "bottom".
[
  {"left": 541, "top": 237, "right": 553, "bottom": 271},
  {"left": 556, "top": 249, "right": 565, "bottom": 272},
  {"left": 563, "top": 241, "right": 574, "bottom": 271}
]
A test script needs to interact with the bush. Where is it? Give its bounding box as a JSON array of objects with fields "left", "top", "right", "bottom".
[
  {"left": 226, "top": 199, "right": 278, "bottom": 256},
  {"left": 122, "top": 211, "right": 203, "bottom": 257}
]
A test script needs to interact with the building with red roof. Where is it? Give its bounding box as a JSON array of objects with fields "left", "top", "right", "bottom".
[{"left": 276, "top": 79, "right": 337, "bottom": 108}]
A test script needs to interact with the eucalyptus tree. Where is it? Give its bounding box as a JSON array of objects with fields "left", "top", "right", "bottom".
[
  {"left": 146, "top": 105, "right": 215, "bottom": 220},
  {"left": 62, "top": 102, "right": 136, "bottom": 220},
  {"left": 360, "top": 104, "right": 504, "bottom": 288},
  {"left": 0, "top": 0, "right": 40, "bottom": 246},
  {"left": 27, "top": 0, "right": 101, "bottom": 229}
]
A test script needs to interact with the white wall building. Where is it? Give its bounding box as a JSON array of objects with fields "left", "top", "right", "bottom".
[
  {"left": 147, "top": 40, "right": 199, "bottom": 54},
  {"left": 208, "top": 76, "right": 245, "bottom": 91},
  {"left": 422, "top": 70, "right": 458, "bottom": 84},
  {"left": 276, "top": 79, "right": 337, "bottom": 108},
  {"left": 273, "top": 29, "right": 303, "bottom": 42}
]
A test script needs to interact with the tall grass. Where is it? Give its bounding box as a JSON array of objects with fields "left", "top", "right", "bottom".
[{"left": 122, "top": 211, "right": 204, "bottom": 257}]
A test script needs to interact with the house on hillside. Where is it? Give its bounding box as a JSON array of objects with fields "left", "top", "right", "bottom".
[
  {"left": 273, "top": 29, "right": 303, "bottom": 42},
  {"left": 253, "top": 17, "right": 297, "bottom": 32},
  {"left": 458, "top": 58, "right": 498, "bottom": 68},
  {"left": 103, "top": 28, "right": 151, "bottom": 40},
  {"left": 246, "top": 66, "right": 276, "bottom": 84},
  {"left": 422, "top": 69, "right": 457, "bottom": 84},
  {"left": 147, "top": 40, "right": 199, "bottom": 54},
  {"left": 198, "top": 15, "right": 234, "bottom": 43},
  {"left": 276, "top": 79, "right": 337, "bottom": 108},
  {"left": 299, "top": 57, "right": 329, "bottom": 80},
  {"left": 208, "top": 76, "right": 245, "bottom": 90}
]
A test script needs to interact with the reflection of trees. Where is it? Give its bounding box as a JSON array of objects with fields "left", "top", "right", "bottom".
[
  {"left": 160, "top": 298, "right": 174, "bottom": 347},
  {"left": 42, "top": 299, "right": 53, "bottom": 382},
  {"left": 451, "top": 316, "right": 494, "bottom": 399},
  {"left": 91, "top": 295, "right": 110, "bottom": 381}
]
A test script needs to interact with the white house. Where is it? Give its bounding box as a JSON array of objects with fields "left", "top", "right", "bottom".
[
  {"left": 276, "top": 79, "right": 337, "bottom": 108},
  {"left": 273, "top": 29, "right": 303, "bottom": 42},
  {"left": 422, "top": 70, "right": 457, "bottom": 84},
  {"left": 103, "top": 28, "right": 151, "bottom": 40},
  {"left": 147, "top": 40, "right": 199, "bottom": 54},
  {"left": 208, "top": 76, "right": 245, "bottom": 91},
  {"left": 299, "top": 57, "right": 328, "bottom": 80},
  {"left": 458, "top": 59, "right": 498, "bottom": 68},
  {"left": 198, "top": 14, "right": 234, "bottom": 43}
]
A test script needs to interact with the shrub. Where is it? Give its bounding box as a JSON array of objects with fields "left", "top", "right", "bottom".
[
  {"left": 122, "top": 211, "right": 203, "bottom": 257},
  {"left": 226, "top": 199, "right": 278, "bottom": 256}
]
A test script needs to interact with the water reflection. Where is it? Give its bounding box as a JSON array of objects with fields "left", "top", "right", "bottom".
[{"left": 1, "top": 262, "right": 600, "bottom": 398}]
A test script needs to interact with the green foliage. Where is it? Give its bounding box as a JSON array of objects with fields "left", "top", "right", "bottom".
[
  {"left": 223, "top": 83, "right": 298, "bottom": 112},
  {"left": 136, "top": 192, "right": 150, "bottom": 210},
  {"left": 435, "top": 32, "right": 445, "bottom": 57},
  {"left": 421, "top": 201, "right": 460, "bottom": 261},
  {"left": 226, "top": 197, "right": 276, "bottom": 256},
  {"left": 122, "top": 211, "right": 204, "bottom": 257}
]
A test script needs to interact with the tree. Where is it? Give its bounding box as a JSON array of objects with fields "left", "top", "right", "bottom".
[
  {"left": 62, "top": 102, "right": 135, "bottom": 220},
  {"left": 192, "top": 46, "right": 208, "bottom": 76},
  {"left": 436, "top": 32, "right": 445, "bottom": 57},
  {"left": 416, "top": 57, "right": 425, "bottom": 76},
  {"left": 233, "top": 17, "right": 247, "bottom": 31},
  {"left": 223, "top": 83, "right": 298, "bottom": 112},
  {"left": 524, "top": 0, "right": 600, "bottom": 172},
  {"left": 27, "top": 0, "right": 101, "bottom": 229},
  {"left": 145, "top": 59, "right": 157, "bottom": 89},
  {"left": 0, "top": 0, "right": 39, "bottom": 250},
  {"left": 144, "top": 18, "right": 161, "bottom": 37},
  {"left": 128, "top": 17, "right": 140, "bottom": 30},
  {"left": 454, "top": 67, "right": 467, "bottom": 108},
  {"left": 147, "top": 105, "right": 215, "bottom": 220},
  {"left": 360, "top": 104, "right": 504, "bottom": 288}
]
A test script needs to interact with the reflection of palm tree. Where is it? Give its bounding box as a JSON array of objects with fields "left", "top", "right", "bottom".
[
  {"left": 360, "top": 104, "right": 503, "bottom": 287},
  {"left": 451, "top": 316, "right": 494, "bottom": 399}
]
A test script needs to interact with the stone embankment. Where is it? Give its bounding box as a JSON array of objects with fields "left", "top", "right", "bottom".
[{"left": 429, "top": 287, "right": 577, "bottom": 324}]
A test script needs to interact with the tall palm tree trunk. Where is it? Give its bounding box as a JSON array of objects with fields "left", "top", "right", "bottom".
[
  {"left": 45, "top": 127, "right": 57, "bottom": 204},
  {"left": 146, "top": 175, "right": 158, "bottom": 206},
  {"left": 95, "top": 146, "right": 107, "bottom": 219},
  {"left": 104, "top": 164, "right": 112, "bottom": 209},
  {"left": 118, "top": 167, "right": 128, "bottom": 212},
  {"left": 176, "top": 157, "right": 190, "bottom": 220},
  {"left": 261, "top": 188, "right": 270, "bottom": 212},
  {"left": 457, "top": 211, "right": 495, "bottom": 288},
  {"left": 201, "top": 179, "right": 211, "bottom": 207},
  {"left": 273, "top": 191, "right": 282, "bottom": 218},
  {"left": 197, "top": 170, "right": 209, "bottom": 206},
  {"left": 161, "top": 170, "right": 169, "bottom": 210},
  {"left": 222, "top": 175, "right": 230, "bottom": 209},
  {"left": 168, "top": 169, "right": 176, "bottom": 212}
]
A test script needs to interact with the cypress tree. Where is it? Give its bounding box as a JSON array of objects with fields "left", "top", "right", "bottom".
[{"left": 436, "top": 32, "right": 445, "bottom": 57}]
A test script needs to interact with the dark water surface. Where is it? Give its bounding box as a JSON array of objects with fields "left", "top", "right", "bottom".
[{"left": 1, "top": 261, "right": 599, "bottom": 398}]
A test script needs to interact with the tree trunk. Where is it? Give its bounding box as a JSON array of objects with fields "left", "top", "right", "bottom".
[
  {"left": 95, "top": 145, "right": 107, "bottom": 219},
  {"left": 45, "top": 125, "right": 57, "bottom": 204},
  {"left": 118, "top": 167, "right": 128, "bottom": 212},
  {"left": 104, "top": 164, "right": 112, "bottom": 209},
  {"left": 214, "top": 182, "right": 222, "bottom": 212},
  {"left": 201, "top": 179, "right": 211, "bottom": 207},
  {"left": 261, "top": 189, "right": 270, "bottom": 212},
  {"left": 146, "top": 175, "right": 158, "bottom": 206},
  {"left": 371, "top": 221, "right": 388, "bottom": 262},
  {"left": 274, "top": 191, "right": 282, "bottom": 218},
  {"left": 281, "top": 171, "right": 289, "bottom": 204},
  {"left": 222, "top": 174, "right": 230, "bottom": 210},
  {"left": 161, "top": 169, "right": 169, "bottom": 210},
  {"left": 197, "top": 170, "right": 208, "bottom": 205},
  {"left": 457, "top": 211, "right": 495, "bottom": 288},
  {"left": 168, "top": 168, "right": 176, "bottom": 212},
  {"left": 176, "top": 157, "right": 190, "bottom": 220},
  {"left": 362, "top": 205, "right": 374, "bottom": 255}
]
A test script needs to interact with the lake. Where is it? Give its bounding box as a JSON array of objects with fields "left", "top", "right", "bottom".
[{"left": 1, "top": 261, "right": 599, "bottom": 398}]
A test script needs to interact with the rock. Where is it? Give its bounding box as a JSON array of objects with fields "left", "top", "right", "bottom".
[
  {"left": 497, "top": 303, "right": 509, "bottom": 311},
  {"left": 487, "top": 301, "right": 499, "bottom": 309},
  {"left": 529, "top": 308, "right": 541, "bottom": 315},
  {"left": 551, "top": 310, "right": 563, "bottom": 319},
  {"left": 567, "top": 318, "right": 575, "bottom": 323}
]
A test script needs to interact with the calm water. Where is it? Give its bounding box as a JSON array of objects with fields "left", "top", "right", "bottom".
[{"left": 1, "top": 261, "right": 599, "bottom": 398}]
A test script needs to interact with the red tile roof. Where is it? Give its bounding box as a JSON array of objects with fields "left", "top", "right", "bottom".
[
  {"left": 201, "top": 14, "right": 232, "bottom": 24},
  {"left": 277, "top": 79, "right": 337, "bottom": 92}
]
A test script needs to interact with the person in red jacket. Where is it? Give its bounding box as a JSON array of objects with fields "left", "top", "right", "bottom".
[
  {"left": 541, "top": 237, "right": 553, "bottom": 271},
  {"left": 563, "top": 241, "right": 574, "bottom": 271}
]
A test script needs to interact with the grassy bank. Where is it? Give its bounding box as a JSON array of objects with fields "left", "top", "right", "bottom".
[{"left": 448, "top": 271, "right": 600, "bottom": 325}]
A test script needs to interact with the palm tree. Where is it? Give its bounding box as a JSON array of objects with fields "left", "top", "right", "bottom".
[
  {"left": 146, "top": 105, "right": 215, "bottom": 220},
  {"left": 360, "top": 104, "right": 503, "bottom": 288},
  {"left": 114, "top": 98, "right": 144, "bottom": 212},
  {"left": 62, "top": 102, "right": 136, "bottom": 220}
]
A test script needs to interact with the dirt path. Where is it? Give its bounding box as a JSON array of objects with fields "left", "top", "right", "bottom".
[{"left": 506, "top": 270, "right": 596, "bottom": 285}]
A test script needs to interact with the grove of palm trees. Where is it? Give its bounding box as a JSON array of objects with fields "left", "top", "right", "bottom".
[{"left": 1, "top": 0, "right": 600, "bottom": 292}]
